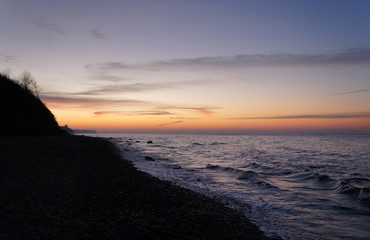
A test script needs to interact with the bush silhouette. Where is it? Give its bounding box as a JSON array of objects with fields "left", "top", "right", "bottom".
[{"left": 0, "top": 73, "right": 63, "bottom": 136}]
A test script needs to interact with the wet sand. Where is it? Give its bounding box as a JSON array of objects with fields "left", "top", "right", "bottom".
[{"left": 0, "top": 135, "right": 275, "bottom": 239}]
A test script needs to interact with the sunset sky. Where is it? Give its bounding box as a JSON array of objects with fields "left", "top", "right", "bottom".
[{"left": 1, "top": 0, "right": 370, "bottom": 134}]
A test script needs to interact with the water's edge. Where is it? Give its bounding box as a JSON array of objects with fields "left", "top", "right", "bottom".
[{"left": 91, "top": 133, "right": 370, "bottom": 240}]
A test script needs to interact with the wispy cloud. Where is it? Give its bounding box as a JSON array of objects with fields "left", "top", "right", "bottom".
[
  {"left": 85, "top": 64, "right": 131, "bottom": 82},
  {"left": 170, "top": 117, "right": 200, "bottom": 120},
  {"left": 77, "top": 81, "right": 206, "bottom": 95},
  {"left": 92, "top": 106, "right": 218, "bottom": 117},
  {"left": 41, "top": 95, "right": 150, "bottom": 109},
  {"left": 78, "top": 83, "right": 173, "bottom": 95},
  {"left": 230, "top": 112, "right": 370, "bottom": 120},
  {"left": 41, "top": 95, "right": 219, "bottom": 118},
  {"left": 86, "top": 48, "right": 370, "bottom": 72},
  {"left": 162, "top": 106, "right": 220, "bottom": 117},
  {"left": 157, "top": 121, "right": 184, "bottom": 127},
  {"left": 182, "top": 107, "right": 215, "bottom": 116},
  {"left": 88, "top": 71, "right": 128, "bottom": 82},
  {"left": 0, "top": 52, "right": 15, "bottom": 62},
  {"left": 330, "top": 89, "right": 370, "bottom": 96},
  {"left": 32, "top": 17, "right": 65, "bottom": 35},
  {"left": 90, "top": 29, "right": 106, "bottom": 39},
  {"left": 94, "top": 110, "right": 172, "bottom": 117},
  {"left": 86, "top": 62, "right": 129, "bottom": 71}
]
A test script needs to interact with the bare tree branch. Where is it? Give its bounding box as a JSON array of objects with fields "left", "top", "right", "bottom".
[{"left": 18, "top": 71, "right": 41, "bottom": 98}]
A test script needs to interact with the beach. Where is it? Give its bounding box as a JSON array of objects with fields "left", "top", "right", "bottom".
[{"left": 0, "top": 135, "right": 273, "bottom": 240}]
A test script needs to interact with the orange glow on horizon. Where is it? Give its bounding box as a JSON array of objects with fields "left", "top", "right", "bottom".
[{"left": 52, "top": 108, "right": 370, "bottom": 133}]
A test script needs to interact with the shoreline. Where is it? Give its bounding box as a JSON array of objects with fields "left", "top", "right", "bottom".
[{"left": 0, "top": 135, "right": 275, "bottom": 239}]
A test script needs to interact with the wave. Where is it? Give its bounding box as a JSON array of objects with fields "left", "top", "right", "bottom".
[
  {"left": 285, "top": 171, "right": 334, "bottom": 183},
  {"left": 192, "top": 143, "right": 203, "bottom": 146},
  {"left": 335, "top": 180, "right": 370, "bottom": 205},
  {"left": 241, "top": 162, "right": 294, "bottom": 176},
  {"left": 284, "top": 171, "right": 370, "bottom": 206},
  {"left": 241, "top": 162, "right": 272, "bottom": 172},
  {"left": 206, "top": 164, "right": 239, "bottom": 172},
  {"left": 205, "top": 164, "right": 278, "bottom": 189},
  {"left": 210, "top": 142, "right": 227, "bottom": 146},
  {"left": 242, "top": 162, "right": 261, "bottom": 169},
  {"left": 324, "top": 152, "right": 351, "bottom": 158},
  {"left": 237, "top": 170, "right": 259, "bottom": 180},
  {"left": 206, "top": 164, "right": 259, "bottom": 179},
  {"left": 201, "top": 163, "right": 370, "bottom": 206}
]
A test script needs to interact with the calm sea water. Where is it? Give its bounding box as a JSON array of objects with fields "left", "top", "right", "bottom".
[{"left": 94, "top": 133, "right": 370, "bottom": 240}]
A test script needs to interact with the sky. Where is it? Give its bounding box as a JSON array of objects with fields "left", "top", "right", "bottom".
[{"left": 1, "top": 0, "right": 370, "bottom": 134}]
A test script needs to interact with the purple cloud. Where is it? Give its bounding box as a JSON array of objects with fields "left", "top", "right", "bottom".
[{"left": 230, "top": 112, "right": 370, "bottom": 120}]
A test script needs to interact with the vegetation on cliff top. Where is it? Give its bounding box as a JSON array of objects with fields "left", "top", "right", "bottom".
[{"left": 0, "top": 72, "right": 63, "bottom": 136}]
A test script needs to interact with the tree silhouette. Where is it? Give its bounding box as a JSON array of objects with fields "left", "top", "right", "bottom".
[{"left": 18, "top": 71, "right": 41, "bottom": 98}]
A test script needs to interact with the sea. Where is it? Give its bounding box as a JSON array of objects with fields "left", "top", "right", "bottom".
[{"left": 89, "top": 133, "right": 370, "bottom": 240}]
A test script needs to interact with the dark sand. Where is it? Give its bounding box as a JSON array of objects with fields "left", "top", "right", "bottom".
[{"left": 0, "top": 135, "right": 275, "bottom": 240}]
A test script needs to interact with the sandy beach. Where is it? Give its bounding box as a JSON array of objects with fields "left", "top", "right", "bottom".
[{"left": 0, "top": 135, "right": 274, "bottom": 240}]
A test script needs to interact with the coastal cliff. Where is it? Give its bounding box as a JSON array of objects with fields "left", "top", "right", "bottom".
[{"left": 0, "top": 73, "right": 62, "bottom": 136}]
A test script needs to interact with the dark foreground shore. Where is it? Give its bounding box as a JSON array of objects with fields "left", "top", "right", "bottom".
[{"left": 0, "top": 135, "right": 274, "bottom": 240}]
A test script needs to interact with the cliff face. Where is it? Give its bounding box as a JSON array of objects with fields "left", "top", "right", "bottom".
[{"left": 0, "top": 74, "right": 63, "bottom": 136}]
